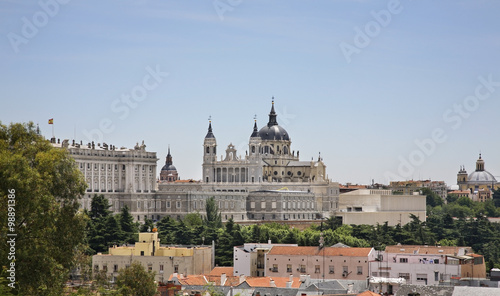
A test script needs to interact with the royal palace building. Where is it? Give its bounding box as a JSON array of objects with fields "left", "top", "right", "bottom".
[{"left": 54, "top": 100, "right": 341, "bottom": 223}]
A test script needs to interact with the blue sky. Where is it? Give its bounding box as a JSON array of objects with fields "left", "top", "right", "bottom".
[{"left": 1, "top": 0, "right": 499, "bottom": 186}]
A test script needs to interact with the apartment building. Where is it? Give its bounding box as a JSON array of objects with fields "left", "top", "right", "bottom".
[{"left": 92, "top": 229, "right": 212, "bottom": 283}]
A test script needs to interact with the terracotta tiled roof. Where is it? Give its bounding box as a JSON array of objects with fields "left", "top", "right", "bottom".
[
  {"left": 357, "top": 291, "right": 381, "bottom": 296},
  {"left": 244, "top": 276, "right": 301, "bottom": 288},
  {"left": 268, "top": 246, "right": 373, "bottom": 257},
  {"left": 169, "top": 274, "right": 240, "bottom": 286},
  {"left": 169, "top": 274, "right": 300, "bottom": 288},
  {"left": 209, "top": 267, "right": 234, "bottom": 276},
  {"left": 385, "top": 245, "right": 472, "bottom": 255}
]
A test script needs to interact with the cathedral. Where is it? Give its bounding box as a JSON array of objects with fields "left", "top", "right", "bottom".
[
  {"left": 202, "top": 99, "right": 327, "bottom": 184},
  {"left": 156, "top": 100, "right": 339, "bottom": 222},
  {"left": 457, "top": 154, "right": 499, "bottom": 201}
]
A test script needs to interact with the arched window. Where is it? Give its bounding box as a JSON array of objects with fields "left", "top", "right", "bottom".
[{"left": 206, "top": 146, "right": 209, "bottom": 154}]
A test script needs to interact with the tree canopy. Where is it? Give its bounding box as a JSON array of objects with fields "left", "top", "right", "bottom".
[{"left": 0, "top": 122, "right": 87, "bottom": 295}]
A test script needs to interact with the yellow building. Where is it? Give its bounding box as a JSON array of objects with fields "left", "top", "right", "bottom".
[
  {"left": 457, "top": 154, "right": 499, "bottom": 200},
  {"left": 92, "top": 229, "right": 213, "bottom": 283}
]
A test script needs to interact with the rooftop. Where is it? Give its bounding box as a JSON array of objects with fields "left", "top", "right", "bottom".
[
  {"left": 267, "top": 246, "right": 373, "bottom": 257},
  {"left": 384, "top": 245, "right": 473, "bottom": 255}
]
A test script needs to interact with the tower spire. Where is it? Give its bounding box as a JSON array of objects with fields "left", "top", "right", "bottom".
[
  {"left": 166, "top": 145, "right": 173, "bottom": 166},
  {"left": 205, "top": 116, "right": 215, "bottom": 138},
  {"left": 267, "top": 97, "right": 278, "bottom": 127}
]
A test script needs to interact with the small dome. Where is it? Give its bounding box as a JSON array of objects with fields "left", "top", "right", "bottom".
[
  {"left": 258, "top": 125, "right": 290, "bottom": 141},
  {"left": 162, "top": 164, "right": 177, "bottom": 171},
  {"left": 468, "top": 170, "right": 497, "bottom": 183}
]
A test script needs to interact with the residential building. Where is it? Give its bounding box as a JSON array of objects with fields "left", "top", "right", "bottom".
[
  {"left": 336, "top": 189, "right": 426, "bottom": 226},
  {"left": 369, "top": 245, "right": 487, "bottom": 295},
  {"left": 92, "top": 229, "right": 212, "bottom": 283},
  {"left": 235, "top": 245, "right": 375, "bottom": 280},
  {"left": 169, "top": 271, "right": 369, "bottom": 296},
  {"left": 234, "top": 242, "right": 298, "bottom": 277},
  {"left": 448, "top": 190, "right": 471, "bottom": 199},
  {"left": 389, "top": 180, "right": 448, "bottom": 200}
]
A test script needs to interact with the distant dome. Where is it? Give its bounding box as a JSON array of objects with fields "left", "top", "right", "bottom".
[
  {"left": 468, "top": 171, "right": 497, "bottom": 183},
  {"left": 162, "top": 164, "right": 177, "bottom": 171},
  {"left": 258, "top": 125, "right": 290, "bottom": 141}
]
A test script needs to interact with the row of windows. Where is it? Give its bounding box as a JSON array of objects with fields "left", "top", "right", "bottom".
[
  {"left": 250, "top": 201, "right": 314, "bottom": 210},
  {"left": 79, "top": 162, "right": 154, "bottom": 172},
  {"left": 270, "top": 264, "right": 362, "bottom": 275},
  {"left": 249, "top": 213, "right": 314, "bottom": 220},
  {"left": 95, "top": 263, "right": 176, "bottom": 273},
  {"left": 137, "top": 200, "right": 181, "bottom": 209},
  {"left": 397, "top": 257, "right": 440, "bottom": 264}
]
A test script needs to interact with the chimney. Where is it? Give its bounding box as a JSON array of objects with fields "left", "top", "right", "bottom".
[
  {"left": 289, "top": 274, "right": 293, "bottom": 283},
  {"left": 268, "top": 239, "right": 272, "bottom": 244},
  {"left": 286, "top": 281, "right": 292, "bottom": 288},
  {"left": 305, "top": 274, "right": 310, "bottom": 286},
  {"left": 269, "top": 279, "right": 276, "bottom": 287},
  {"left": 239, "top": 274, "right": 246, "bottom": 284},
  {"left": 220, "top": 273, "right": 226, "bottom": 286}
]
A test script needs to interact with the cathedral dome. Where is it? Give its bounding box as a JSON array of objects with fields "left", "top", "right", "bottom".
[
  {"left": 468, "top": 171, "right": 497, "bottom": 183},
  {"left": 258, "top": 99, "right": 290, "bottom": 141},
  {"left": 258, "top": 125, "right": 290, "bottom": 141},
  {"left": 467, "top": 154, "right": 497, "bottom": 184},
  {"left": 161, "top": 147, "right": 177, "bottom": 171},
  {"left": 161, "top": 164, "right": 177, "bottom": 171}
]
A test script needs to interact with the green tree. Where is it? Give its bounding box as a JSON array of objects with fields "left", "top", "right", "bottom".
[
  {"left": 202, "top": 197, "right": 222, "bottom": 245},
  {"left": 156, "top": 216, "right": 178, "bottom": 244},
  {"left": 140, "top": 218, "right": 155, "bottom": 233},
  {"left": 422, "top": 187, "right": 444, "bottom": 207},
  {"left": 0, "top": 122, "right": 87, "bottom": 295},
  {"left": 184, "top": 212, "right": 203, "bottom": 227},
  {"left": 205, "top": 196, "right": 222, "bottom": 228},
  {"left": 118, "top": 205, "right": 138, "bottom": 244},
  {"left": 104, "top": 215, "right": 123, "bottom": 247},
  {"left": 116, "top": 261, "right": 158, "bottom": 296},
  {"left": 87, "top": 194, "right": 114, "bottom": 253},
  {"left": 493, "top": 188, "right": 500, "bottom": 207}
]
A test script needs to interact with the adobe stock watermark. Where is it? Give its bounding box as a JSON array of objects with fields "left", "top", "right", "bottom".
[
  {"left": 6, "top": 189, "right": 17, "bottom": 289},
  {"left": 213, "top": 0, "right": 242, "bottom": 21},
  {"left": 7, "top": 0, "right": 71, "bottom": 54},
  {"left": 339, "top": 0, "right": 406, "bottom": 64},
  {"left": 384, "top": 74, "right": 500, "bottom": 182},
  {"left": 82, "top": 65, "right": 168, "bottom": 144}
]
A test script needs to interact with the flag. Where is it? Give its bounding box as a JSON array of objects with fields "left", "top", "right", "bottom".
[{"left": 48, "top": 118, "right": 53, "bottom": 124}]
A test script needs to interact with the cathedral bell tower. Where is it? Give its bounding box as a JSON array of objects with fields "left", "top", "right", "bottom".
[
  {"left": 203, "top": 119, "right": 217, "bottom": 182},
  {"left": 457, "top": 165, "right": 468, "bottom": 190}
]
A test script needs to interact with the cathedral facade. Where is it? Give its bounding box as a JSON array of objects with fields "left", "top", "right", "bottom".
[
  {"left": 457, "top": 154, "right": 499, "bottom": 202},
  {"left": 156, "top": 100, "right": 339, "bottom": 222},
  {"left": 202, "top": 100, "right": 327, "bottom": 184}
]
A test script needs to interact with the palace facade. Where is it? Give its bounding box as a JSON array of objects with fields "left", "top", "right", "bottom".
[{"left": 53, "top": 101, "right": 340, "bottom": 222}]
